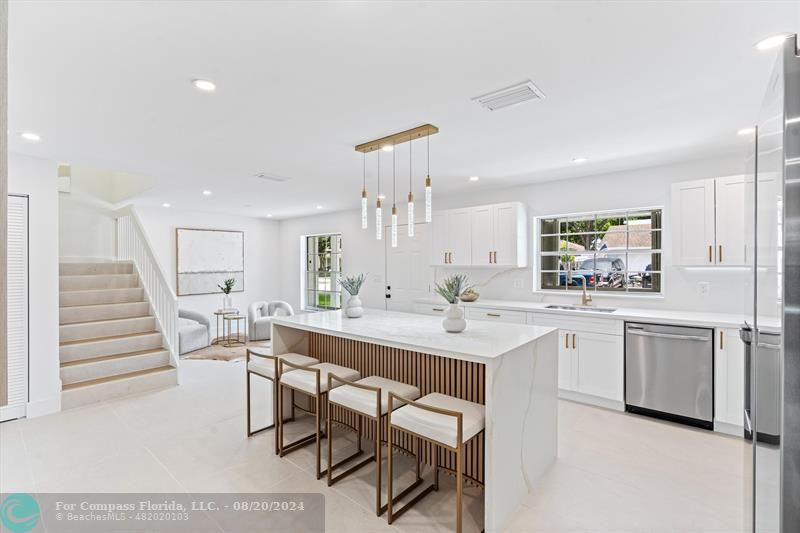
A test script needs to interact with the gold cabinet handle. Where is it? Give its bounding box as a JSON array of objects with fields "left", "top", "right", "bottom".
[
  {"left": 720, "top": 330, "right": 724, "bottom": 350},
  {"left": 487, "top": 313, "right": 501, "bottom": 318},
  {"left": 708, "top": 245, "right": 713, "bottom": 263},
  {"left": 565, "top": 332, "right": 569, "bottom": 349},
  {"left": 719, "top": 244, "right": 723, "bottom": 263},
  {"left": 572, "top": 333, "right": 576, "bottom": 349},
  {"left": 489, "top": 251, "right": 492, "bottom": 264},
  {"left": 493, "top": 251, "right": 497, "bottom": 263},
  {"left": 433, "top": 307, "right": 444, "bottom": 312}
]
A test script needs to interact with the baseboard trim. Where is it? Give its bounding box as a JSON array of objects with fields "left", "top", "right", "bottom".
[
  {"left": 714, "top": 420, "right": 744, "bottom": 438},
  {"left": 559, "top": 389, "right": 624, "bottom": 412},
  {"left": 26, "top": 393, "right": 62, "bottom": 418}
]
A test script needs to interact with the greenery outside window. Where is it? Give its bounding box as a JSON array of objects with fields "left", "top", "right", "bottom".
[
  {"left": 305, "top": 233, "right": 342, "bottom": 310},
  {"left": 538, "top": 208, "right": 662, "bottom": 294}
]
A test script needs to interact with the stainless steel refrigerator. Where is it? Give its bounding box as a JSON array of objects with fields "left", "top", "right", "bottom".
[{"left": 742, "top": 33, "right": 800, "bottom": 533}]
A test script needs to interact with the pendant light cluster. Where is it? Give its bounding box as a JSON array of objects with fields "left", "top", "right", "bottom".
[{"left": 355, "top": 124, "right": 438, "bottom": 248}]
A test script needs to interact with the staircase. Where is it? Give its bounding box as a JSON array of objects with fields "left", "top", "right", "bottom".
[{"left": 59, "top": 261, "right": 178, "bottom": 409}]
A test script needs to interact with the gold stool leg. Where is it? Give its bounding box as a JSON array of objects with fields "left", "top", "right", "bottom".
[
  {"left": 326, "top": 394, "right": 333, "bottom": 486},
  {"left": 456, "top": 444, "right": 463, "bottom": 533},
  {"left": 387, "top": 421, "right": 394, "bottom": 524},
  {"left": 315, "top": 392, "right": 322, "bottom": 479},
  {"left": 375, "top": 417, "right": 381, "bottom": 516}
]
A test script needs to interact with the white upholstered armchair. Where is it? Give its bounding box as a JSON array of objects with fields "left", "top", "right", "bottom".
[
  {"left": 248, "top": 301, "right": 294, "bottom": 341},
  {"left": 178, "top": 309, "right": 211, "bottom": 355}
]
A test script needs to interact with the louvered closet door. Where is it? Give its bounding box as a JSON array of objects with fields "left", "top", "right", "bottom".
[{"left": 2, "top": 195, "right": 28, "bottom": 421}]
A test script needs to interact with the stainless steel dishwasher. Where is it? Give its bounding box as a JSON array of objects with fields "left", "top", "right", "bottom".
[{"left": 625, "top": 322, "right": 714, "bottom": 429}]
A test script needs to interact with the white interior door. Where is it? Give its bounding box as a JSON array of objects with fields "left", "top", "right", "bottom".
[
  {"left": 385, "top": 223, "right": 432, "bottom": 312},
  {"left": 2, "top": 195, "right": 29, "bottom": 422}
]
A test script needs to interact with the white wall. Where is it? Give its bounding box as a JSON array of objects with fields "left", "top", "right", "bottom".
[
  {"left": 277, "top": 210, "right": 385, "bottom": 313},
  {"left": 277, "top": 153, "right": 748, "bottom": 315},
  {"left": 9, "top": 153, "right": 61, "bottom": 416},
  {"left": 135, "top": 206, "right": 281, "bottom": 339},
  {"left": 58, "top": 166, "right": 116, "bottom": 261}
]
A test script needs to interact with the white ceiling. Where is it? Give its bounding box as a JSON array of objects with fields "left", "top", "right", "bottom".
[{"left": 8, "top": 1, "right": 799, "bottom": 219}]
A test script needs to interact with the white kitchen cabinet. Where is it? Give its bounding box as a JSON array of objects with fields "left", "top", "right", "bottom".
[
  {"left": 715, "top": 175, "right": 746, "bottom": 266},
  {"left": 671, "top": 178, "right": 716, "bottom": 266},
  {"left": 714, "top": 327, "right": 745, "bottom": 431},
  {"left": 671, "top": 175, "right": 746, "bottom": 266},
  {"left": 432, "top": 209, "right": 471, "bottom": 266},
  {"left": 574, "top": 331, "right": 624, "bottom": 401},
  {"left": 557, "top": 329, "right": 575, "bottom": 391},
  {"left": 465, "top": 306, "right": 527, "bottom": 324},
  {"left": 470, "top": 205, "right": 494, "bottom": 265},
  {"left": 412, "top": 302, "right": 451, "bottom": 316},
  {"left": 433, "top": 202, "right": 526, "bottom": 267},
  {"left": 530, "top": 312, "right": 624, "bottom": 409}
]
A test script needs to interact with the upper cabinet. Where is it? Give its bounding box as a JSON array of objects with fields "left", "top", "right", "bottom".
[
  {"left": 432, "top": 209, "right": 472, "bottom": 266},
  {"left": 671, "top": 176, "right": 746, "bottom": 266},
  {"left": 433, "top": 202, "right": 527, "bottom": 267}
]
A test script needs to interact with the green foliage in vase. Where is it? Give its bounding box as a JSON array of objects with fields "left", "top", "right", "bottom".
[
  {"left": 338, "top": 273, "right": 367, "bottom": 296},
  {"left": 217, "top": 278, "right": 236, "bottom": 295},
  {"left": 434, "top": 274, "right": 473, "bottom": 304}
]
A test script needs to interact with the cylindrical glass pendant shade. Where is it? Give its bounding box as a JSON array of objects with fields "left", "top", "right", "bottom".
[
  {"left": 376, "top": 200, "right": 382, "bottom": 240},
  {"left": 425, "top": 176, "right": 432, "bottom": 223},
  {"left": 361, "top": 192, "right": 368, "bottom": 229},
  {"left": 407, "top": 193, "right": 415, "bottom": 237},
  {"left": 391, "top": 206, "right": 398, "bottom": 248}
]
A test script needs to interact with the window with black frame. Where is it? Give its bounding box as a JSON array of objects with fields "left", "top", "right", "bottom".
[
  {"left": 538, "top": 209, "right": 662, "bottom": 294},
  {"left": 305, "top": 233, "right": 342, "bottom": 310}
]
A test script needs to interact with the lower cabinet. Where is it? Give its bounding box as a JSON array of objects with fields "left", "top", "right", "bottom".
[
  {"left": 464, "top": 307, "right": 527, "bottom": 324},
  {"left": 714, "top": 327, "right": 745, "bottom": 432},
  {"left": 532, "top": 313, "right": 624, "bottom": 409}
]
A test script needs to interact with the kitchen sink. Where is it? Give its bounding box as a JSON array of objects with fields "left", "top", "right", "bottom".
[{"left": 544, "top": 304, "right": 617, "bottom": 313}]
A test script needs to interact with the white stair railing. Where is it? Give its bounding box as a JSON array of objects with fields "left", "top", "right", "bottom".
[{"left": 116, "top": 208, "right": 180, "bottom": 373}]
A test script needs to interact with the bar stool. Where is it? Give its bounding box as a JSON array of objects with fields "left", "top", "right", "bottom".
[
  {"left": 278, "top": 360, "right": 361, "bottom": 479},
  {"left": 245, "top": 349, "right": 319, "bottom": 454},
  {"left": 387, "top": 392, "right": 485, "bottom": 533},
  {"left": 326, "top": 375, "right": 422, "bottom": 516}
]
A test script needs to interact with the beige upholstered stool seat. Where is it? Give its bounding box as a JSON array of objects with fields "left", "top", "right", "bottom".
[
  {"left": 328, "top": 376, "right": 421, "bottom": 417},
  {"left": 280, "top": 363, "right": 360, "bottom": 395},
  {"left": 247, "top": 352, "right": 318, "bottom": 379},
  {"left": 390, "top": 393, "right": 485, "bottom": 449}
]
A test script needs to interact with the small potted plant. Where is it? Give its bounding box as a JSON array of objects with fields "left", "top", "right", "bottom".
[
  {"left": 339, "top": 273, "right": 367, "bottom": 318},
  {"left": 217, "top": 278, "right": 236, "bottom": 310},
  {"left": 434, "top": 274, "right": 472, "bottom": 333}
]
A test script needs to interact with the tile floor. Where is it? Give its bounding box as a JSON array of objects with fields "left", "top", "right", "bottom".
[{"left": 0, "top": 360, "right": 749, "bottom": 532}]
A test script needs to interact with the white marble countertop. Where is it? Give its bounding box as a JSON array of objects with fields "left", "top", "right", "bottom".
[
  {"left": 272, "top": 309, "right": 556, "bottom": 362},
  {"left": 415, "top": 297, "right": 754, "bottom": 329}
]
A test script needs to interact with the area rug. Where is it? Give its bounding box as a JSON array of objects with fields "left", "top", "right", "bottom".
[{"left": 182, "top": 340, "right": 271, "bottom": 362}]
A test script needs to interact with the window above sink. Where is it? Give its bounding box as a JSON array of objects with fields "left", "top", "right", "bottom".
[{"left": 534, "top": 207, "right": 663, "bottom": 296}]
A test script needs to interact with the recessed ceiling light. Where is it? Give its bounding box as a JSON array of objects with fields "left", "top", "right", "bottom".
[
  {"left": 162, "top": 202, "right": 171, "bottom": 208},
  {"left": 381, "top": 145, "right": 393, "bottom": 152},
  {"left": 755, "top": 33, "right": 792, "bottom": 51},
  {"left": 572, "top": 157, "right": 587, "bottom": 164},
  {"left": 316, "top": 205, "right": 323, "bottom": 209},
  {"left": 20, "top": 132, "right": 40, "bottom": 141},
  {"left": 737, "top": 127, "right": 756, "bottom": 136},
  {"left": 377, "top": 194, "right": 386, "bottom": 200},
  {"left": 266, "top": 214, "right": 273, "bottom": 218},
  {"left": 202, "top": 190, "right": 212, "bottom": 196},
  {"left": 469, "top": 176, "right": 480, "bottom": 182},
  {"left": 192, "top": 79, "right": 216, "bottom": 92}
]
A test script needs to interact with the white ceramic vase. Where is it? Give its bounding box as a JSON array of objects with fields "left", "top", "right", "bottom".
[
  {"left": 222, "top": 294, "right": 232, "bottom": 311},
  {"left": 345, "top": 294, "right": 363, "bottom": 318},
  {"left": 442, "top": 303, "right": 466, "bottom": 333}
]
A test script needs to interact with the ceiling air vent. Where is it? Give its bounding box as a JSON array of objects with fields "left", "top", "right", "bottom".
[
  {"left": 472, "top": 80, "right": 545, "bottom": 111},
  {"left": 254, "top": 172, "right": 290, "bottom": 183}
]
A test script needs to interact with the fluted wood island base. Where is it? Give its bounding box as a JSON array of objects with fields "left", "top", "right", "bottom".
[{"left": 270, "top": 309, "right": 558, "bottom": 532}]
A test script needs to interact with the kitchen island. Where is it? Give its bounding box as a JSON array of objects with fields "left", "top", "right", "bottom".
[{"left": 271, "top": 309, "right": 558, "bottom": 532}]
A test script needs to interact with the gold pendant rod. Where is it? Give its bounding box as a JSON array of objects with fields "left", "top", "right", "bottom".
[{"left": 355, "top": 124, "right": 439, "bottom": 154}]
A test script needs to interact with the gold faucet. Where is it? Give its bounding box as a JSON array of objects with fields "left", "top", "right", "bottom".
[{"left": 580, "top": 278, "right": 593, "bottom": 306}]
